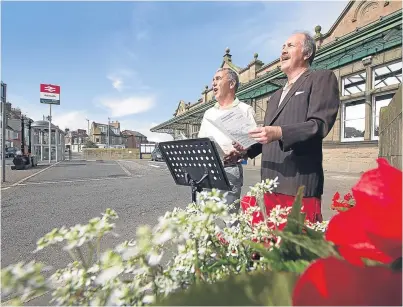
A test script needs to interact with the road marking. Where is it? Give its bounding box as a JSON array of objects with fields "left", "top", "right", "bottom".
[
  {"left": 149, "top": 164, "right": 161, "bottom": 168},
  {"left": 9, "top": 161, "right": 61, "bottom": 188},
  {"left": 1, "top": 187, "right": 10, "bottom": 190},
  {"left": 17, "top": 176, "right": 136, "bottom": 186},
  {"left": 116, "top": 160, "right": 132, "bottom": 176}
]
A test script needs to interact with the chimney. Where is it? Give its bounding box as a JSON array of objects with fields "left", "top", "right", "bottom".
[
  {"left": 248, "top": 53, "right": 264, "bottom": 80},
  {"left": 223, "top": 47, "right": 232, "bottom": 63},
  {"left": 110, "top": 121, "right": 120, "bottom": 130},
  {"left": 5, "top": 102, "right": 11, "bottom": 113}
]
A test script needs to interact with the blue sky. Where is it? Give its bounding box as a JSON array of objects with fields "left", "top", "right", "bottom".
[{"left": 2, "top": 1, "right": 348, "bottom": 142}]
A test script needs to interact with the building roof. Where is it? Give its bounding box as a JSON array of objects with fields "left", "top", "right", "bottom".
[
  {"left": 68, "top": 129, "right": 88, "bottom": 137},
  {"left": 150, "top": 6, "right": 402, "bottom": 133},
  {"left": 31, "top": 120, "right": 65, "bottom": 133},
  {"left": 92, "top": 121, "right": 120, "bottom": 137},
  {"left": 121, "top": 130, "right": 147, "bottom": 138}
]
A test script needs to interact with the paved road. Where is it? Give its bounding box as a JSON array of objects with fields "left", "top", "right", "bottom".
[{"left": 1, "top": 157, "right": 361, "bottom": 304}]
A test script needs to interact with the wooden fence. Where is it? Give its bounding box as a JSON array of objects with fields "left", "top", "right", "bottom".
[{"left": 378, "top": 85, "right": 402, "bottom": 170}]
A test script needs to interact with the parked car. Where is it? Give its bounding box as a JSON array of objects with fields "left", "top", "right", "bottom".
[
  {"left": 5, "top": 147, "right": 17, "bottom": 158},
  {"left": 151, "top": 147, "right": 164, "bottom": 162}
]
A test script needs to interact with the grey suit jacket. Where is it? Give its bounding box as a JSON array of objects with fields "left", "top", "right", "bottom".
[{"left": 247, "top": 69, "right": 340, "bottom": 198}]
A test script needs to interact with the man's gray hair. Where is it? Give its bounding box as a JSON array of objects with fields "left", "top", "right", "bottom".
[
  {"left": 299, "top": 31, "right": 316, "bottom": 65},
  {"left": 217, "top": 67, "right": 239, "bottom": 92}
]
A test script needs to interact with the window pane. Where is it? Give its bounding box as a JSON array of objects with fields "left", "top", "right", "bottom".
[
  {"left": 344, "top": 119, "right": 365, "bottom": 139},
  {"left": 374, "top": 116, "right": 380, "bottom": 137},
  {"left": 343, "top": 100, "right": 365, "bottom": 140},
  {"left": 344, "top": 100, "right": 365, "bottom": 121},
  {"left": 373, "top": 62, "right": 402, "bottom": 89},
  {"left": 373, "top": 93, "right": 394, "bottom": 137},
  {"left": 374, "top": 93, "right": 394, "bottom": 116},
  {"left": 342, "top": 72, "right": 366, "bottom": 96}
]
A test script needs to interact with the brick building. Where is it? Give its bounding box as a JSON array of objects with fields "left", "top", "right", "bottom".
[
  {"left": 2, "top": 102, "right": 34, "bottom": 150},
  {"left": 64, "top": 128, "right": 88, "bottom": 152},
  {"left": 121, "top": 130, "right": 149, "bottom": 148},
  {"left": 150, "top": 0, "right": 402, "bottom": 173},
  {"left": 89, "top": 120, "right": 124, "bottom": 148}
]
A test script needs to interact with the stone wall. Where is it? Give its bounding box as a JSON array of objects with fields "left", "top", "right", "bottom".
[
  {"left": 322, "top": 143, "right": 378, "bottom": 173},
  {"left": 322, "top": 1, "right": 402, "bottom": 45},
  {"left": 379, "top": 85, "right": 402, "bottom": 170},
  {"left": 246, "top": 143, "right": 379, "bottom": 173},
  {"left": 83, "top": 148, "right": 141, "bottom": 160}
]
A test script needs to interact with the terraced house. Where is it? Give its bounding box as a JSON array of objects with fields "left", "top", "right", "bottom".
[
  {"left": 90, "top": 120, "right": 124, "bottom": 148},
  {"left": 150, "top": 0, "right": 402, "bottom": 173}
]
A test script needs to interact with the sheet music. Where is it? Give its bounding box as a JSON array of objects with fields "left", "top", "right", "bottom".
[
  {"left": 206, "top": 107, "right": 257, "bottom": 148},
  {"left": 206, "top": 135, "right": 231, "bottom": 159}
]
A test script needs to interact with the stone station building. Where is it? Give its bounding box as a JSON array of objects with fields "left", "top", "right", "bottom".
[{"left": 150, "top": 0, "right": 402, "bottom": 173}]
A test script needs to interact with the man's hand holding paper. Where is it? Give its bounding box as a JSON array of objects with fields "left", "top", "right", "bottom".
[
  {"left": 224, "top": 141, "right": 248, "bottom": 164},
  {"left": 248, "top": 126, "right": 283, "bottom": 144},
  {"left": 206, "top": 107, "right": 258, "bottom": 149},
  {"left": 224, "top": 125, "right": 283, "bottom": 163}
]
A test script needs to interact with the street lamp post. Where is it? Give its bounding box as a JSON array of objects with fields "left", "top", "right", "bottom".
[
  {"left": 48, "top": 106, "right": 52, "bottom": 164},
  {"left": 85, "top": 118, "right": 90, "bottom": 141},
  {"left": 107, "top": 117, "right": 110, "bottom": 148},
  {"left": 1, "top": 82, "right": 7, "bottom": 182}
]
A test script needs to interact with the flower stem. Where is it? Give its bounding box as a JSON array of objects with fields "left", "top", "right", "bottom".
[
  {"left": 96, "top": 235, "right": 101, "bottom": 262},
  {"left": 75, "top": 247, "right": 88, "bottom": 270},
  {"left": 67, "top": 249, "right": 77, "bottom": 262},
  {"left": 87, "top": 242, "right": 94, "bottom": 266}
]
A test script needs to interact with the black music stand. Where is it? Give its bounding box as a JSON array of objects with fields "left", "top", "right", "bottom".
[{"left": 158, "top": 138, "right": 231, "bottom": 203}]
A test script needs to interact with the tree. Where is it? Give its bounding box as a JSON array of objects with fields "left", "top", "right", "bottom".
[{"left": 84, "top": 140, "right": 98, "bottom": 148}]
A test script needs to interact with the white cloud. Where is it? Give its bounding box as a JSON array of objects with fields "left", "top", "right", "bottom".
[
  {"left": 52, "top": 111, "right": 90, "bottom": 131},
  {"left": 130, "top": 2, "right": 155, "bottom": 42},
  {"left": 107, "top": 75, "right": 124, "bottom": 91},
  {"left": 107, "top": 69, "right": 150, "bottom": 92},
  {"left": 96, "top": 95, "right": 156, "bottom": 117},
  {"left": 226, "top": 1, "right": 349, "bottom": 64}
]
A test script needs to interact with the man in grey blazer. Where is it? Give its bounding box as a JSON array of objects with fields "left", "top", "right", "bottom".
[{"left": 229, "top": 32, "right": 340, "bottom": 222}]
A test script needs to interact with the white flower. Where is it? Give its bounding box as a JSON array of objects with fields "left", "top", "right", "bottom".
[
  {"left": 147, "top": 252, "right": 163, "bottom": 267},
  {"left": 95, "top": 266, "right": 123, "bottom": 285},
  {"left": 142, "top": 295, "right": 155, "bottom": 304}
]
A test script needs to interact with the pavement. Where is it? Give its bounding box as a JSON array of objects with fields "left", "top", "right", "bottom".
[
  {"left": 0, "top": 157, "right": 57, "bottom": 188},
  {"left": 1, "top": 154, "right": 361, "bottom": 305}
]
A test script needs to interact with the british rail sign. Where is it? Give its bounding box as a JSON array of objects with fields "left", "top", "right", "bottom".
[{"left": 40, "top": 84, "right": 61, "bottom": 105}]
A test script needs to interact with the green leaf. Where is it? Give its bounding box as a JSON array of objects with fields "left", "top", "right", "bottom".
[
  {"left": 275, "top": 231, "right": 338, "bottom": 260},
  {"left": 303, "top": 225, "right": 325, "bottom": 240},
  {"left": 268, "top": 259, "right": 311, "bottom": 273},
  {"left": 155, "top": 270, "right": 299, "bottom": 306},
  {"left": 283, "top": 187, "right": 305, "bottom": 235}
]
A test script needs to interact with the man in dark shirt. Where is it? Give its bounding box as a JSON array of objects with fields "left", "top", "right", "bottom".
[{"left": 228, "top": 32, "right": 340, "bottom": 222}]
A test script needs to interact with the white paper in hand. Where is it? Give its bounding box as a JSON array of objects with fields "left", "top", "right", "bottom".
[
  {"left": 206, "top": 107, "right": 257, "bottom": 148},
  {"left": 207, "top": 135, "right": 230, "bottom": 159}
]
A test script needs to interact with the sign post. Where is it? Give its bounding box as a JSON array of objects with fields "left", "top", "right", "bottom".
[
  {"left": 1, "top": 82, "right": 7, "bottom": 182},
  {"left": 40, "top": 84, "right": 60, "bottom": 164}
]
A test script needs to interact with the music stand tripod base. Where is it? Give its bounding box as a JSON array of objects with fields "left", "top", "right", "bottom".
[{"left": 158, "top": 138, "right": 231, "bottom": 203}]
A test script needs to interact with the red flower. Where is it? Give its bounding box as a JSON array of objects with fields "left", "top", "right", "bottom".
[
  {"left": 293, "top": 257, "right": 402, "bottom": 306},
  {"left": 332, "top": 192, "right": 340, "bottom": 202},
  {"left": 331, "top": 192, "right": 354, "bottom": 213},
  {"left": 326, "top": 158, "right": 402, "bottom": 265},
  {"left": 344, "top": 192, "right": 353, "bottom": 201}
]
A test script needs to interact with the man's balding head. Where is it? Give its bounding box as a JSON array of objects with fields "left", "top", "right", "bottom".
[{"left": 280, "top": 32, "right": 316, "bottom": 76}]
